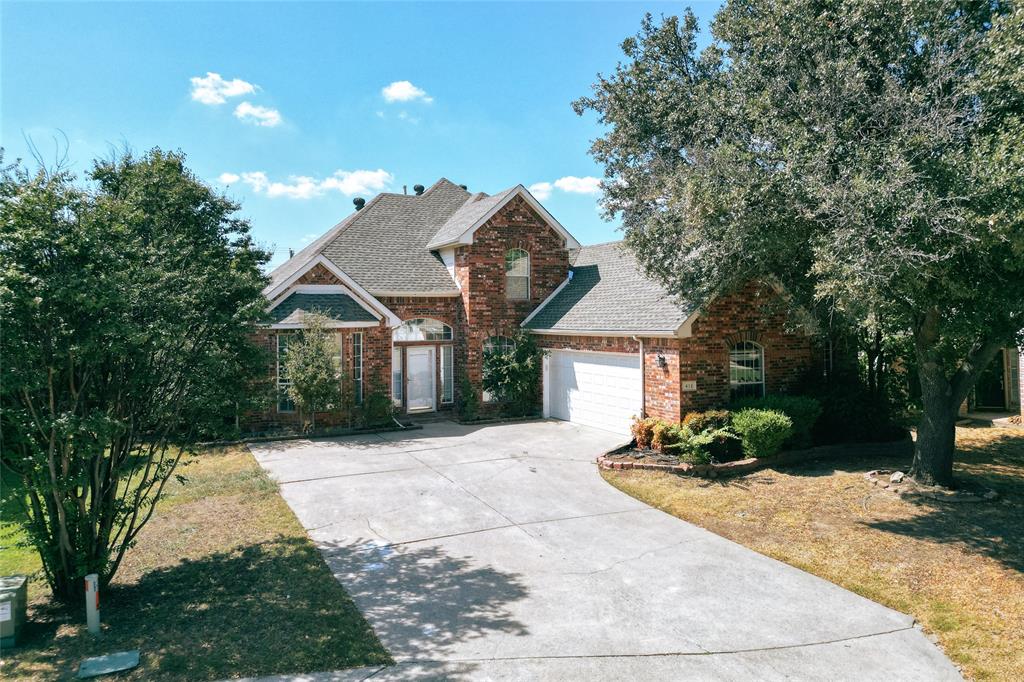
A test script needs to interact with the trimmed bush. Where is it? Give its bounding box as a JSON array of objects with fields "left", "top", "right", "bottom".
[
  {"left": 732, "top": 409, "right": 793, "bottom": 458},
  {"left": 652, "top": 420, "right": 685, "bottom": 453},
  {"left": 682, "top": 409, "right": 732, "bottom": 434},
  {"left": 630, "top": 416, "right": 659, "bottom": 450},
  {"left": 730, "top": 395, "right": 821, "bottom": 449}
]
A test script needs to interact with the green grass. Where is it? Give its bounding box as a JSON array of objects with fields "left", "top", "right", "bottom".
[{"left": 2, "top": 446, "right": 391, "bottom": 680}]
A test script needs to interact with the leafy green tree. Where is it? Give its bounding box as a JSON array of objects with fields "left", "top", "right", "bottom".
[
  {"left": 574, "top": 1, "right": 1024, "bottom": 486},
  {"left": 482, "top": 331, "right": 545, "bottom": 417},
  {"left": 282, "top": 313, "right": 345, "bottom": 431},
  {"left": 0, "top": 149, "right": 270, "bottom": 601}
]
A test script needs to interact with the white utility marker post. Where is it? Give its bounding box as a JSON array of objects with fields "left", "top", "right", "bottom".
[{"left": 84, "top": 573, "right": 100, "bottom": 635}]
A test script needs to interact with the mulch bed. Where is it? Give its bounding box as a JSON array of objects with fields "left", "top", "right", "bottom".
[{"left": 598, "top": 439, "right": 912, "bottom": 478}]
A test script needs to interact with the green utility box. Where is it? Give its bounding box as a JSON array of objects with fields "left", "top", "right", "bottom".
[{"left": 0, "top": 575, "right": 28, "bottom": 648}]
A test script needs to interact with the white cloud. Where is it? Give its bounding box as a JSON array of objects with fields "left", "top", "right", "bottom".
[
  {"left": 382, "top": 80, "right": 433, "bottom": 103},
  {"left": 234, "top": 102, "right": 282, "bottom": 127},
  {"left": 397, "top": 111, "right": 420, "bottom": 125},
  {"left": 224, "top": 169, "right": 393, "bottom": 200},
  {"left": 528, "top": 182, "right": 553, "bottom": 200},
  {"left": 553, "top": 175, "right": 602, "bottom": 194},
  {"left": 298, "top": 233, "right": 319, "bottom": 245},
  {"left": 190, "top": 72, "right": 256, "bottom": 105},
  {"left": 218, "top": 172, "right": 240, "bottom": 184}
]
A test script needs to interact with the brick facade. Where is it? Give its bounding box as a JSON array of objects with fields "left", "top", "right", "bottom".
[
  {"left": 248, "top": 196, "right": 815, "bottom": 431},
  {"left": 535, "top": 283, "right": 814, "bottom": 423}
]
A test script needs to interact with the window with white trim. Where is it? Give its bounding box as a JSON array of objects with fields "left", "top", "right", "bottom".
[
  {"left": 392, "top": 347, "right": 403, "bottom": 407},
  {"left": 729, "top": 341, "right": 765, "bottom": 400},
  {"left": 393, "top": 318, "right": 452, "bottom": 342},
  {"left": 505, "top": 248, "right": 530, "bottom": 300},
  {"left": 441, "top": 345, "right": 454, "bottom": 404},
  {"left": 352, "top": 332, "right": 363, "bottom": 405},
  {"left": 482, "top": 336, "right": 515, "bottom": 402},
  {"left": 276, "top": 334, "right": 295, "bottom": 413}
]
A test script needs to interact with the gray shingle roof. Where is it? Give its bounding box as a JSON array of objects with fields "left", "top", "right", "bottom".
[
  {"left": 270, "top": 292, "right": 378, "bottom": 325},
  {"left": 425, "top": 186, "right": 519, "bottom": 250},
  {"left": 524, "top": 241, "right": 693, "bottom": 334},
  {"left": 266, "top": 179, "right": 476, "bottom": 296}
]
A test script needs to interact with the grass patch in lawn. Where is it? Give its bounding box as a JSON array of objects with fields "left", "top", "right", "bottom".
[
  {"left": 2, "top": 446, "right": 391, "bottom": 680},
  {"left": 602, "top": 426, "right": 1024, "bottom": 681}
]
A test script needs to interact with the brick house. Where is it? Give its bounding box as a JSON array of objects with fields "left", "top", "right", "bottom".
[{"left": 252, "top": 178, "right": 816, "bottom": 435}]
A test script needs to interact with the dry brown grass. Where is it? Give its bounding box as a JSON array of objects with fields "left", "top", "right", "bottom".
[
  {"left": 603, "top": 426, "right": 1024, "bottom": 681},
  {"left": 2, "top": 446, "right": 390, "bottom": 680}
]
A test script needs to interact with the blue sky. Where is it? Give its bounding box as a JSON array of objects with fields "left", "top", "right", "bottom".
[{"left": 3, "top": 2, "right": 719, "bottom": 268}]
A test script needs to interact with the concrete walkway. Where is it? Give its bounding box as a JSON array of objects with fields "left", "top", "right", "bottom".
[{"left": 248, "top": 420, "right": 960, "bottom": 681}]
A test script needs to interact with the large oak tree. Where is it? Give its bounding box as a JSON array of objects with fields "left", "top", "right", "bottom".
[{"left": 575, "top": 0, "right": 1024, "bottom": 487}]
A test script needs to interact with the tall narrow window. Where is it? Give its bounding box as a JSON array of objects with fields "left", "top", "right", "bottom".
[
  {"left": 276, "top": 334, "right": 295, "bottom": 413},
  {"left": 441, "top": 345, "right": 454, "bottom": 404},
  {"left": 822, "top": 338, "right": 834, "bottom": 379},
  {"left": 505, "top": 248, "right": 530, "bottom": 300},
  {"left": 352, "top": 332, "right": 363, "bottom": 405},
  {"left": 392, "top": 347, "right": 403, "bottom": 407},
  {"left": 729, "top": 341, "right": 765, "bottom": 400}
]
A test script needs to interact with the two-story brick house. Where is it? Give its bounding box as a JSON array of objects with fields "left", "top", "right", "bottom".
[{"left": 252, "top": 178, "right": 816, "bottom": 435}]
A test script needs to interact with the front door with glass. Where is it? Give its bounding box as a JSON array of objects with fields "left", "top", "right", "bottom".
[{"left": 406, "top": 346, "right": 436, "bottom": 412}]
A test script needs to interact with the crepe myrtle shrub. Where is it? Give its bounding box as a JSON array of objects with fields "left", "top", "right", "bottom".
[
  {"left": 0, "top": 149, "right": 270, "bottom": 602},
  {"left": 574, "top": 1, "right": 1024, "bottom": 486},
  {"left": 283, "top": 312, "right": 345, "bottom": 431},
  {"left": 481, "top": 331, "right": 545, "bottom": 417}
]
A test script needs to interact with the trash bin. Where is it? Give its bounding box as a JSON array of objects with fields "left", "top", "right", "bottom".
[{"left": 0, "top": 575, "right": 28, "bottom": 648}]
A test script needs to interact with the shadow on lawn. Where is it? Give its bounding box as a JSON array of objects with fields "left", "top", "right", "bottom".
[
  {"left": 9, "top": 534, "right": 530, "bottom": 681},
  {"left": 317, "top": 537, "right": 530, "bottom": 666},
  {"left": 865, "top": 429, "right": 1024, "bottom": 575},
  {"left": 9, "top": 536, "right": 392, "bottom": 680}
]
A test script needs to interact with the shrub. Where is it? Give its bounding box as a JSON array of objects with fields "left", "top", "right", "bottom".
[
  {"left": 456, "top": 373, "right": 480, "bottom": 421},
  {"left": 358, "top": 387, "right": 394, "bottom": 428},
  {"left": 630, "top": 416, "right": 659, "bottom": 449},
  {"left": 667, "top": 426, "right": 741, "bottom": 464},
  {"left": 682, "top": 409, "right": 732, "bottom": 434},
  {"left": 652, "top": 420, "right": 685, "bottom": 453},
  {"left": 730, "top": 395, "right": 821, "bottom": 449},
  {"left": 482, "top": 331, "right": 544, "bottom": 416},
  {"left": 732, "top": 409, "right": 793, "bottom": 458}
]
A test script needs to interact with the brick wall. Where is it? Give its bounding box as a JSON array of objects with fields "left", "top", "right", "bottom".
[
  {"left": 679, "top": 282, "right": 814, "bottom": 412},
  {"left": 534, "top": 283, "right": 814, "bottom": 424},
  {"left": 296, "top": 262, "right": 342, "bottom": 285},
  {"left": 456, "top": 195, "right": 571, "bottom": 401}
]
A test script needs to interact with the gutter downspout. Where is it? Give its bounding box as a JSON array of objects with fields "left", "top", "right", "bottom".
[{"left": 633, "top": 336, "right": 645, "bottom": 418}]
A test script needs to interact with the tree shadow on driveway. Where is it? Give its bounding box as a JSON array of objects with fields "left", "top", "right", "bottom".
[{"left": 317, "top": 537, "right": 530, "bottom": 664}]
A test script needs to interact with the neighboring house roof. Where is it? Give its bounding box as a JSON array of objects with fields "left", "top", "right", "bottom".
[
  {"left": 268, "top": 292, "right": 378, "bottom": 326},
  {"left": 523, "top": 241, "right": 692, "bottom": 336},
  {"left": 265, "top": 178, "right": 579, "bottom": 298}
]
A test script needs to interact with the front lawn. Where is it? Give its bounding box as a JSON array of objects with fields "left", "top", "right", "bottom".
[
  {"left": 603, "top": 426, "right": 1024, "bottom": 681},
  {"left": 2, "top": 446, "right": 391, "bottom": 680}
]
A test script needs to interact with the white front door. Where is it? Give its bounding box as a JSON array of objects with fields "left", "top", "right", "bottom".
[
  {"left": 546, "top": 350, "right": 642, "bottom": 435},
  {"left": 406, "top": 347, "right": 436, "bottom": 412}
]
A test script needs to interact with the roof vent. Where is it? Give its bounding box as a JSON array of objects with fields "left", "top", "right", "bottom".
[
  {"left": 353, "top": 197, "right": 365, "bottom": 210},
  {"left": 413, "top": 184, "right": 425, "bottom": 196},
  {"left": 459, "top": 184, "right": 467, "bottom": 190}
]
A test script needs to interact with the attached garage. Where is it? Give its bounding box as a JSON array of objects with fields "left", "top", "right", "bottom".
[{"left": 545, "top": 350, "right": 641, "bottom": 435}]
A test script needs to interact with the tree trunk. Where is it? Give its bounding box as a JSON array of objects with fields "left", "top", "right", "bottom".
[{"left": 911, "top": 362, "right": 957, "bottom": 487}]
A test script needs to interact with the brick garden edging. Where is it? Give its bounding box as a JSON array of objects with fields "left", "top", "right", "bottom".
[{"left": 597, "top": 438, "right": 912, "bottom": 479}]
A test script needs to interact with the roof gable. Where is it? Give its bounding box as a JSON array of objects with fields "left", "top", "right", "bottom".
[{"left": 522, "top": 241, "right": 691, "bottom": 335}]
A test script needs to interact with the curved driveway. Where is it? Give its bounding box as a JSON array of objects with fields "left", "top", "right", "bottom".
[{"left": 249, "top": 420, "right": 960, "bottom": 681}]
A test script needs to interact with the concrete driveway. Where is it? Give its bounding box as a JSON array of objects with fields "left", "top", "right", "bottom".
[{"left": 249, "top": 420, "right": 959, "bottom": 681}]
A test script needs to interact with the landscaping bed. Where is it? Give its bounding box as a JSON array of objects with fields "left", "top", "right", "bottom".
[
  {"left": 599, "top": 439, "right": 910, "bottom": 478},
  {"left": 602, "top": 426, "right": 1024, "bottom": 681},
  {"left": 1, "top": 446, "right": 391, "bottom": 680}
]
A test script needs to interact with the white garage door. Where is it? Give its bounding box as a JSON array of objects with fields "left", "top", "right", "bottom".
[{"left": 546, "top": 350, "right": 642, "bottom": 435}]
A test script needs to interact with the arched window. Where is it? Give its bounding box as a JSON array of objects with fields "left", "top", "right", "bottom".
[
  {"left": 505, "top": 248, "right": 530, "bottom": 300},
  {"left": 729, "top": 341, "right": 764, "bottom": 399},
  {"left": 482, "top": 336, "right": 515, "bottom": 402},
  {"left": 392, "top": 318, "right": 453, "bottom": 342}
]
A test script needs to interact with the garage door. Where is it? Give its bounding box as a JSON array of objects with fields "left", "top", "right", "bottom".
[{"left": 546, "top": 350, "right": 642, "bottom": 435}]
